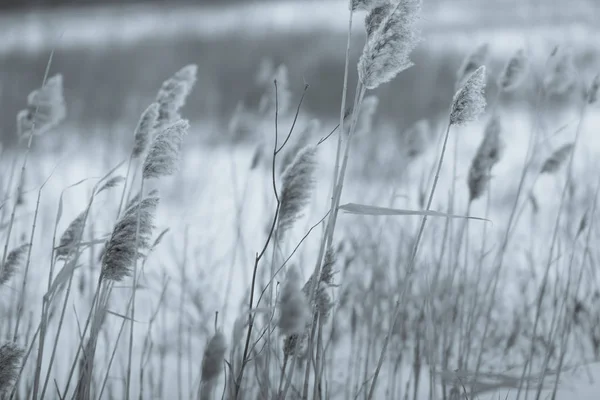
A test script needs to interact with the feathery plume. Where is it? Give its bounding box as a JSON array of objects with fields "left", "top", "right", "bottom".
[
  {"left": 456, "top": 43, "right": 489, "bottom": 90},
  {"left": 279, "top": 119, "right": 320, "bottom": 174},
  {"left": 55, "top": 211, "right": 87, "bottom": 259},
  {"left": 279, "top": 267, "right": 310, "bottom": 336},
  {"left": 540, "top": 143, "right": 573, "bottom": 174},
  {"left": 364, "top": 2, "right": 393, "bottom": 39},
  {"left": 17, "top": 74, "right": 66, "bottom": 137},
  {"left": 155, "top": 65, "right": 197, "bottom": 128},
  {"left": 201, "top": 331, "right": 227, "bottom": 383},
  {"left": 450, "top": 66, "right": 487, "bottom": 126},
  {"left": 358, "top": 0, "right": 421, "bottom": 90},
  {"left": 0, "top": 244, "right": 30, "bottom": 286},
  {"left": 0, "top": 343, "right": 23, "bottom": 395},
  {"left": 96, "top": 176, "right": 125, "bottom": 195},
  {"left": 101, "top": 195, "right": 159, "bottom": 281},
  {"left": 143, "top": 119, "right": 189, "bottom": 179},
  {"left": 586, "top": 74, "right": 599, "bottom": 104},
  {"left": 351, "top": 0, "right": 386, "bottom": 12},
  {"left": 543, "top": 50, "right": 576, "bottom": 96},
  {"left": 403, "top": 119, "right": 430, "bottom": 159},
  {"left": 132, "top": 103, "right": 159, "bottom": 159},
  {"left": 498, "top": 49, "right": 528, "bottom": 92},
  {"left": 467, "top": 115, "right": 504, "bottom": 202},
  {"left": 278, "top": 145, "right": 317, "bottom": 235}
]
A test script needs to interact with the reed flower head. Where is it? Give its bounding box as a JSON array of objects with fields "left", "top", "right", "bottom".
[
  {"left": 0, "top": 342, "right": 23, "bottom": 395},
  {"left": 541, "top": 143, "right": 573, "bottom": 174},
  {"left": 278, "top": 145, "right": 317, "bottom": 236},
  {"left": 279, "top": 119, "right": 320, "bottom": 174},
  {"left": 543, "top": 50, "right": 576, "bottom": 96},
  {"left": 279, "top": 266, "right": 310, "bottom": 336},
  {"left": 498, "top": 49, "right": 528, "bottom": 92},
  {"left": 56, "top": 211, "right": 87, "bottom": 259},
  {"left": 132, "top": 103, "right": 159, "bottom": 159},
  {"left": 155, "top": 65, "right": 197, "bottom": 129},
  {"left": 467, "top": 115, "right": 504, "bottom": 202},
  {"left": 450, "top": 66, "right": 487, "bottom": 126},
  {"left": 101, "top": 195, "right": 159, "bottom": 281},
  {"left": 17, "top": 74, "right": 66, "bottom": 138},
  {"left": 201, "top": 331, "right": 227, "bottom": 383},
  {"left": 351, "top": 0, "right": 386, "bottom": 12},
  {"left": 0, "top": 244, "right": 30, "bottom": 287},
  {"left": 358, "top": 0, "right": 421, "bottom": 90},
  {"left": 456, "top": 43, "right": 489, "bottom": 90},
  {"left": 143, "top": 119, "right": 189, "bottom": 179}
]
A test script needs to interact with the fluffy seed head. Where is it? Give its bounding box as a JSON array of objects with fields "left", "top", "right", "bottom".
[
  {"left": 358, "top": 0, "right": 421, "bottom": 90},
  {"left": 364, "top": 2, "right": 393, "bottom": 39},
  {"left": 351, "top": 0, "right": 387, "bottom": 12},
  {"left": 101, "top": 195, "right": 159, "bottom": 281},
  {"left": 541, "top": 143, "right": 573, "bottom": 174},
  {"left": 56, "top": 211, "right": 87, "bottom": 259},
  {"left": 132, "top": 103, "right": 159, "bottom": 159},
  {"left": 467, "top": 115, "right": 504, "bottom": 202},
  {"left": 17, "top": 74, "right": 66, "bottom": 138},
  {"left": 279, "top": 119, "right": 320, "bottom": 174},
  {"left": 278, "top": 145, "right": 317, "bottom": 236},
  {"left": 143, "top": 119, "right": 189, "bottom": 179},
  {"left": 450, "top": 66, "right": 487, "bottom": 126},
  {"left": 498, "top": 49, "right": 528, "bottom": 92},
  {"left": 279, "top": 267, "right": 310, "bottom": 336},
  {"left": 543, "top": 50, "right": 576, "bottom": 96},
  {"left": 456, "top": 43, "right": 489, "bottom": 90},
  {"left": 155, "top": 65, "right": 197, "bottom": 128},
  {"left": 0, "top": 244, "right": 30, "bottom": 287},
  {"left": 0, "top": 343, "right": 24, "bottom": 395},
  {"left": 201, "top": 331, "right": 227, "bottom": 383}
]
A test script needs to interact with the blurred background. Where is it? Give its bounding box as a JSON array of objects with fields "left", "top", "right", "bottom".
[{"left": 0, "top": 0, "right": 598, "bottom": 148}]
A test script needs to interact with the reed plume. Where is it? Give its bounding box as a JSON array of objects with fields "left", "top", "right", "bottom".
[
  {"left": 358, "top": 0, "right": 421, "bottom": 90},
  {"left": 450, "top": 66, "right": 487, "bottom": 126},
  {"left": 456, "top": 43, "right": 489, "bottom": 90},
  {"left": 0, "top": 244, "right": 30, "bottom": 286},
  {"left": 278, "top": 145, "right": 317, "bottom": 236},
  {"left": 498, "top": 49, "right": 528, "bottom": 92},
  {"left": 199, "top": 331, "right": 227, "bottom": 400},
  {"left": 468, "top": 114, "right": 504, "bottom": 202},
  {"left": 132, "top": 103, "right": 159, "bottom": 159},
  {"left": 101, "top": 195, "right": 159, "bottom": 281},
  {"left": 143, "top": 119, "right": 190, "bottom": 179},
  {"left": 0, "top": 343, "right": 23, "bottom": 395},
  {"left": 17, "top": 74, "right": 66, "bottom": 137},
  {"left": 541, "top": 143, "right": 573, "bottom": 174},
  {"left": 155, "top": 65, "right": 197, "bottom": 129},
  {"left": 279, "top": 266, "right": 310, "bottom": 336},
  {"left": 55, "top": 211, "right": 87, "bottom": 259}
]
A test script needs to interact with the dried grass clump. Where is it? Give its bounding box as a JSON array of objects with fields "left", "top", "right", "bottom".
[
  {"left": 468, "top": 115, "right": 504, "bottom": 202},
  {"left": 498, "top": 49, "right": 528, "bottom": 92},
  {"left": 0, "top": 244, "right": 30, "bottom": 286},
  {"left": 0, "top": 343, "right": 23, "bottom": 395},
  {"left": 17, "top": 74, "right": 66, "bottom": 137},
  {"left": 278, "top": 145, "right": 317, "bottom": 236},
  {"left": 450, "top": 66, "right": 487, "bottom": 126},
  {"left": 143, "top": 119, "right": 190, "bottom": 179},
  {"left": 101, "top": 195, "right": 159, "bottom": 281},
  {"left": 540, "top": 143, "right": 574, "bottom": 174},
  {"left": 358, "top": 0, "right": 421, "bottom": 89},
  {"left": 132, "top": 103, "right": 159, "bottom": 159}
]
